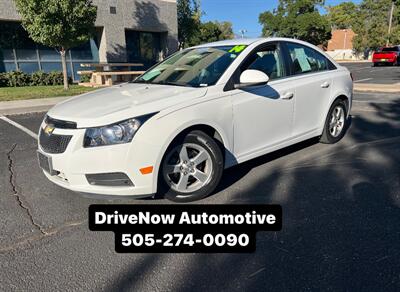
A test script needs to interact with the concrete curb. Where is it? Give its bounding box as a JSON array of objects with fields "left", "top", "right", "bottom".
[
  {"left": 337, "top": 60, "right": 370, "bottom": 63},
  {"left": 0, "top": 96, "right": 70, "bottom": 116},
  {"left": 354, "top": 83, "right": 400, "bottom": 93}
]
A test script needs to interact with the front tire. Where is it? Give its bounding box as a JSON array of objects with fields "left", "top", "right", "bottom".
[
  {"left": 159, "top": 130, "right": 224, "bottom": 202},
  {"left": 320, "top": 99, "right": 348, "bottom": 144}
]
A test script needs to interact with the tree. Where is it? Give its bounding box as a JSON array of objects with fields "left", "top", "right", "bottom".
[
  {"left": 215, "top": 21, "right": 234, "bottom": 40},
  {"left": 14, "top": 0, "right": 97, "bottom": 89},
  {"left": 351, "top": 0, "right": 394, "bottom": 53},
  {"left": 327, "top": 2, "right": 359, "bottom": 29},
  {"left": 388, "top": 0, "right": 400, "bottom": 45},
  {"left": 190, "top": 21, "right": 222, "bottom": 45},
  {"left": 178, "top": 1, "right": 233, "bottom": 47},
  {"left": 259, "top": 0, "right": 331, "bottom": 46},
  {"left": 177, "top": 0, "right": 201, "bottom": 49},
  {"left": 187, "top": 21, "right": 234, "bottom": 46}
]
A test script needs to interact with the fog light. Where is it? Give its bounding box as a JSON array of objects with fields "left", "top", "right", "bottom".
[{"left": 86, "top": 173, "right": 133, "bottom": 187}]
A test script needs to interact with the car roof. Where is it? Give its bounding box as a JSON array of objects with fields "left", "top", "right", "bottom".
[
  {"left": 195, "top": 38, "right": 265, "bottom": 47},
  {"left": 194, "top": 37, "right": 318, "bottom": 48},
  {"left": 191, "top": 37, "right": 340, "bottom": 72}
]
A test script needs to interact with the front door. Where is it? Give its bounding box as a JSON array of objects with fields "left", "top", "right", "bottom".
[{"left": 230, "top": 43, "right": 295, "bottom": 161}]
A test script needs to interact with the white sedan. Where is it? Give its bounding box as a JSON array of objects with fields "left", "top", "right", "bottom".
[{"left": 37, "top": 38, "right": 353, "bottom": 202}]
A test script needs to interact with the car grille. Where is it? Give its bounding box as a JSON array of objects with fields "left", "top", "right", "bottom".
[{"left": 39, "top": 128, "right": 72, "bottom": 154}]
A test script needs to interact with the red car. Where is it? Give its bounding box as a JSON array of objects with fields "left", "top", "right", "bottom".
[{"left": 372, "top": 46, "right": 400, "bottom": 66}]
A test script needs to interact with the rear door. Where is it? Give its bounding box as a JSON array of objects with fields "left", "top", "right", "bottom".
[{"left": 283, "top": 42, "right": 334, "bottom": 137}]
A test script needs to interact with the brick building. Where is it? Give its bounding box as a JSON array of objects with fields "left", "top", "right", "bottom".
[{"left": 327, "top": 29, "right": 356, "bottom": 51}]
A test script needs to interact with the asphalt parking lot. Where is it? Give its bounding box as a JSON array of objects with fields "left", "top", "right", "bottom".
[
  {"left": 1, "top": 91, "right": 399, "bottom": 291},
  {"left": 342, "top": 62, "right": 400, "bottom": 84}
]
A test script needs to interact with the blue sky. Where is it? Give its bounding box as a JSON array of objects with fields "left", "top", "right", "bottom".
[{"left": 201, "top": 0, "right": 362, "bottom": 38}]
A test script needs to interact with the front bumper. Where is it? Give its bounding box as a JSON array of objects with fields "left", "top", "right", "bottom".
[{"left": 38, "top": 127, "right": 160, "bottom": 197}]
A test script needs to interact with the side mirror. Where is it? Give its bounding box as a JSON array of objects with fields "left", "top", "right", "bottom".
[{"left": 235, "top": 69, "right": 269, "bottom": 89}]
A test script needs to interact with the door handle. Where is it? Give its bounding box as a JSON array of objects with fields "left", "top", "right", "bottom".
[
  {"left": 321, "top": 82, "right": 330, "bottom": 88},
  {"left": 281, "top": 92, "right": 294, "bottom": 100}
]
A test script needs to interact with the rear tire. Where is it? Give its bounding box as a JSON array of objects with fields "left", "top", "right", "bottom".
[
  {"left": 320, "top": 99, "right": 348, "bottom": 144},
  {"left": 159, "top": 130, "right": 224, "bottom": 202}
]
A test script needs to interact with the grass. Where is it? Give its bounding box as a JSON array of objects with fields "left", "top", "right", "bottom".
[{"left": 0, "top": 85, "right": 97, "bottom": 102}]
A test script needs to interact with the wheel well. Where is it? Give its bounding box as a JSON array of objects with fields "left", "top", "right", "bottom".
[
  {"left": 335, "top": 95, "right": 349, "bottom": 113},
  {"left": 171, "top": 124, "right": 226, "bottom": 159}
]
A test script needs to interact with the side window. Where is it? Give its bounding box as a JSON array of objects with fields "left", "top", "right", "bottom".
[
  {"left": 312, "top": 50, "right": 330, "bottom": 71},
  {"left": 286, "top": 43, "right": 330, "bottom": 75},
  {"left": 240, "top": 44, "right": 286, "bottom": 81}
]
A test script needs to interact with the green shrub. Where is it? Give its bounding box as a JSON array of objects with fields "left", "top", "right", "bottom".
[
  {"left": 31, "top": 71, "right": 49, "bottom": 86},
  {"left": 0, "top": 70, "right": 72, "bottom": 87},
  {"left": 0, "top": 73, "right": 8, "bottom": 87},
  {"left": 47, "top": 71, "right": 72, "bottom": 85},
  {"left": 6, "top": 71, "right": 31, "bottom": 87},
  {"left": 79, "top": 74, "right": 91, "bottom": 83},
  {"left": 47, "top": 71, "right": 62, "bottom": 85}
]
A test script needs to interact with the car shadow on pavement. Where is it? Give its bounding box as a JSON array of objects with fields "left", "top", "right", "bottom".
[
  {"left": 108, "top": 99, "right": 400, "bottom": 291},
  {"left": 214, "top": 116, "right": 353, "bottom": 196}
]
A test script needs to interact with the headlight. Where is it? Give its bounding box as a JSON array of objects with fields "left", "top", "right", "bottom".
[{"left": 83, "top": 113, "right": 156, "bottom": 148}]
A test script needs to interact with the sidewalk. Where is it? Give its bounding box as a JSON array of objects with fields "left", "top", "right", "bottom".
[
  {"left": 0, "top": 83, "right": 398, "bottom": 116},
  {"left": 354, "top": 83, "right": 400, "bottom": 93},
  {"left": 0, "top": 96, "right": 70, "bottom": 115}
]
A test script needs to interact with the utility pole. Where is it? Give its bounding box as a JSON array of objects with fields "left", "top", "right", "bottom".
[
  {"left": 387, "top": 1, "right": 395, "bottom": 46},
  {"left": 239, "top": 29, "right": 247, "bottom": 39}
]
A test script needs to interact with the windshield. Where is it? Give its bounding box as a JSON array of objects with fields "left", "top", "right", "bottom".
[{"left": 134, "top": 45, "right": 247, "bottom": 87}]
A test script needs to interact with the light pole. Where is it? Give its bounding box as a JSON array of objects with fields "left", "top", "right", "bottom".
[
  {"left": 343, "top": 29, "right": 348, "bottom": 60},
  {"left": 239, "top": 29, "right": 247, "bottom": 39}
]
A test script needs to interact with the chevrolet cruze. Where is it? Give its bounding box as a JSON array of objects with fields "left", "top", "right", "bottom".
[{"left": 37, "top": 38, "right": 353, "bottom": 202}]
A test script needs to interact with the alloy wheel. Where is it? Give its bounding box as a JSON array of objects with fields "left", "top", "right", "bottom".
[
  {"left": 329, "top": 106, "right": 345, "bottom": 138},
  {"left": 162, "top": 143, "right": 213, "bottom": 193}
]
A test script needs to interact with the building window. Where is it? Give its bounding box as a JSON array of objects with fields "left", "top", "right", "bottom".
[
  {"left": 110, "top": 6, "right": 116, "bottom": 14},
  {"left": 0, "top": 21, "right": 100, "bottom": 82},
  {"left": 125, "top": 30, "right": 162, "bottom": 68}
]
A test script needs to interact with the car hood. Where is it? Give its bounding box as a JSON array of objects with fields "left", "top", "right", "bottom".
[{"left": 47, "top": 83, "right": 208, "bottom": 128}]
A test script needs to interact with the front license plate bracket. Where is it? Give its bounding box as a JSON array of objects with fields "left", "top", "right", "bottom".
[{"left": 37, "top": 151, "right": 58, "bottom": 176}]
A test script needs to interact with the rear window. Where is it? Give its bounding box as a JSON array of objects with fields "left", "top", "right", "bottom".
[
  {"left": 381, "top": 47, "right": 399, "bottom": 52},
  {"left": 286, "top": 42, "right": 334, "bottom": 75}
]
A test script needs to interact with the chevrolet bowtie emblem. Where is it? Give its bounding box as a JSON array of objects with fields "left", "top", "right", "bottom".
[{"left": 44, "top": 124, "right": 55, "bottom": 135}]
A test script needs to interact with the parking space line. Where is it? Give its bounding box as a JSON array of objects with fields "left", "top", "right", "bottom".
[
  {"left": 354, "top": 78, "right": 372, "bottom": 83},
  {"left": 0, "top": 116, "right": 38, "bottom": 140},
  {"left": 353, "top": 100, "right": 395, "bottom": 104}
]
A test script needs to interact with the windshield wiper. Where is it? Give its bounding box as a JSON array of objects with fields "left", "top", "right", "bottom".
[
  {"left": 131, "top": 79, "right": 151, "bottom": 84},
  {"left": 153, "top": 81, "right": 194, "bottom": 87},
  {"left": 132, "top": 80, "right": 197, "bottom": 87}
]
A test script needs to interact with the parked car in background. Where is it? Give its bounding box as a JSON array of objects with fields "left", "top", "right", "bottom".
[
  {"left": 37, "top": 38, "right": 353, "bottom": 202},
  {"left": 372, "top": 46, "right": 400, "bottom": 66}
]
